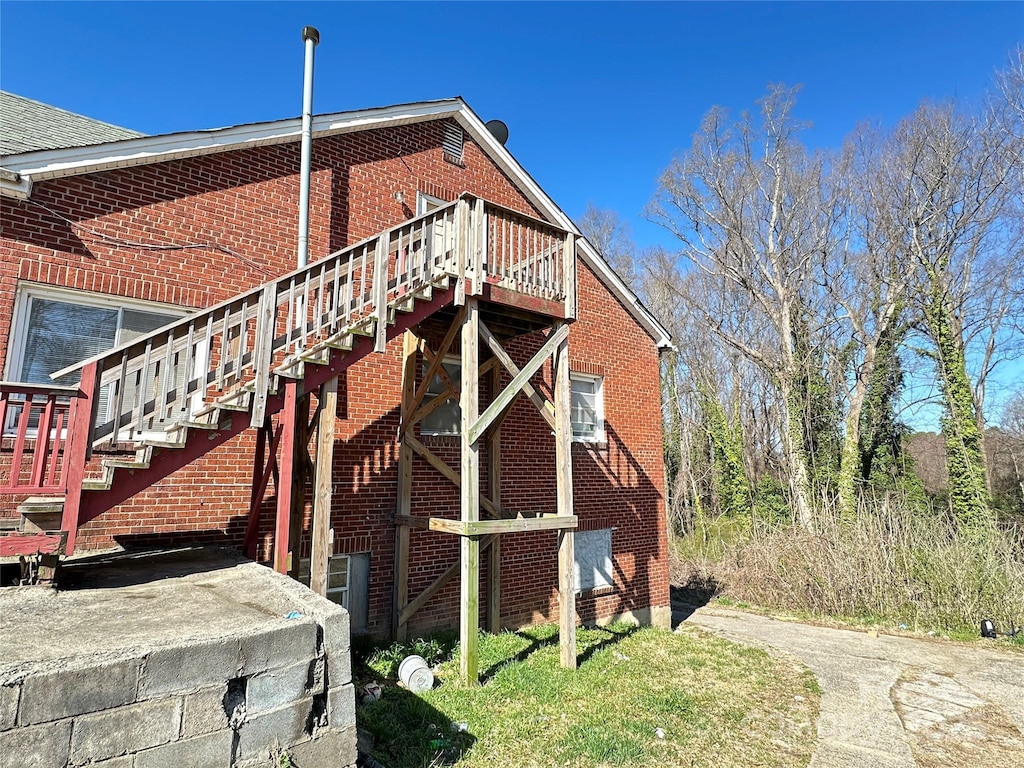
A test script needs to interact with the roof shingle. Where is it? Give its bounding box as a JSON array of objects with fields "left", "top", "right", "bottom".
[{"left": 0, "top": 90, "right": 144, "bottom": 156}]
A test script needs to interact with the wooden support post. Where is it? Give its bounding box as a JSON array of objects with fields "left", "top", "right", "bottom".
[
  {"left": 310, "top": 377, "right": 337, "bottom": 597},
  {"left": 394, "top": 331, "right": 418, "bottom": 640},
  {"left": 460, "top": 297, "right": 480, "bottom": 684},
  {"left": 274, "top": 379, "right": 300, "bottom": 575},
  {"left": 289, "top": 392, "right": 311, "bottom": 579},
  {"left": 487, "top": 362, "right": 502, "bottom": 634},
  {"left": 553, "top": 321, "right": 577, "bottom": 669}
]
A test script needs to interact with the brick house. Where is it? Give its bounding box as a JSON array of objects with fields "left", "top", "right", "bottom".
[{"left": 0, "top": 91, "right": 672, "bottom": 669}]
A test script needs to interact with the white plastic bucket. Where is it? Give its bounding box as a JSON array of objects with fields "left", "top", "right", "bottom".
[{"left": 397, "top": 654, "right": 434, "bottom": 693}]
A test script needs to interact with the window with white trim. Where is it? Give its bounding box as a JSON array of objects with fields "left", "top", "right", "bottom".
[
  {"left": 420, "top": 356, "right": 461, "bottom": 436},
  {"left": 298, "top": 554, "right": 351, "bottom": 607},
  {"left": 416, "top": 192, "right": 445, "bottom": 215},
  {"left": 574, "top": 528, "right": 614, "bottom": 593},
  {"left": 5, "top": 284, "right": 187, "bottom": 431},
  {"left": 298, "top": 552, "right": 370, "bottom": 632},
  {"left": 570, "top": 373, "right": 605, "bottom": 442}
]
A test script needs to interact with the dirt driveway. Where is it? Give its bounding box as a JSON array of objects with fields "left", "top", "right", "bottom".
[{"left": 673, "top": 603, "right": 1024, "bottom": 768}]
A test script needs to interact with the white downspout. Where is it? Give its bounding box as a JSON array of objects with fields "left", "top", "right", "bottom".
[{"left": 297, "top": 25, "right": 319, "bottom": 268}]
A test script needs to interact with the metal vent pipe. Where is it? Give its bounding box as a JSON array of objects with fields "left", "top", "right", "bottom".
[{"left": 297, "top": 25, "right": 320, "bottom": 268}]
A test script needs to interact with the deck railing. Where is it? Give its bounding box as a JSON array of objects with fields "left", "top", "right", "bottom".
[
  {"left": 3, "top": 194, "right": 574, "bottom": 478},
  {"left": 0, "top": 382, "right": 80, "bottom": 493}
]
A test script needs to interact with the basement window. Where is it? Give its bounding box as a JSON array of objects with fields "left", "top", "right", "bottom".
[
  {"left": 298, "top": 552, "right": 370, "bottom": 632},
  {"left": 570, "top": 373, "right": 605, "bottom": 443},
  {"left": 420, "top": 357, "right": 461, "bottom": 436},
  {"left": 574, "top": 528, "right": 614, "bottom": 593}
]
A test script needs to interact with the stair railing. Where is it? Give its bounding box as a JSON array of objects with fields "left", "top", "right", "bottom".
[
  {"left": 0, "top": 382, "right": 80, "bottom": 493},
  {"left": 47, "top": 194, "right": 575, "bottom": 461}
]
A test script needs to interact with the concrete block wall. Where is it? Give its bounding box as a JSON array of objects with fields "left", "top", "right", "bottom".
[{"left": 0, "top": 590, "right": 356, "bottom": 768}]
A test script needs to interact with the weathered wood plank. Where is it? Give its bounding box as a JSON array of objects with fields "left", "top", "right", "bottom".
[
  {"left": 554, "top": 322, "right": 577, "bottom": 669},
  {"left": 310, "top": 376, "right": 337, "bottom": 598},
  {"left": 488, "top": 363, "right": 502, "bottom": 633},
  {"left": 394, "top": 331, "right": 418, "bottom": 640},
  {"left": 428, "top": 515, "right": 578, "bottom": 536},
  {"left": 478, "top": 320, "right": 555, "bottom": 430},
  {"left": 466, "top": 323, "right": 568, "bottom": 445},
  {"left": 461, "top": 297, "right": 480, "bottom": 684}
]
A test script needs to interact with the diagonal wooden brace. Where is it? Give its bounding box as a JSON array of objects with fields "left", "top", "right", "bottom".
[{"left": 466, "top": 323, "right": 568, "bottom": 446}]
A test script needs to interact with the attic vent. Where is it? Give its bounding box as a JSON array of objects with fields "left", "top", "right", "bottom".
[{"left": 443, "top": 123, "right": 465, "bottom": 165}]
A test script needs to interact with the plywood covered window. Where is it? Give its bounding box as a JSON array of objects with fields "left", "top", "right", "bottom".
[{"left": 574, "top": 528, "right": 614, "bottom": 593}]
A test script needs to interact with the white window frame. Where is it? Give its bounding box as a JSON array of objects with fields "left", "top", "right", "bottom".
[
  {"left": 5, "top": 282, "right": 190, "bottom": 435},
  {"left": 416, "top": 192, "right": 445, "bottom": 215},
  {"left": 420, "top": 354, "right": 461, "bottom": 437},
  {"left": 298, "top": 553, "right": 351, "bottom": 608},
  {"left": 570, "top": 372, "right": 605, "bottom": 443}
]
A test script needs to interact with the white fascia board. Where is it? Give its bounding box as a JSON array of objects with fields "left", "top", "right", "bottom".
[
  {"left": 0, "top": 171, "right": 31, "bottom": 199},
  {"left": 1, "top": 99, "right": 464, "bottom": 183},
  {"left": 454, "top": 104, "right": 674, "bottom": 349}
]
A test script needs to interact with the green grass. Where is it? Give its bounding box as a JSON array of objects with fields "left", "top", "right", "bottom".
[{"left": 357, "top": 624, "right": 818, "bottom": 767}]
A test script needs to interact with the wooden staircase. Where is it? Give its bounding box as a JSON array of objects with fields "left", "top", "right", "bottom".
[{"left": 0, "top": 194, "right": 574, "bottom": 565}]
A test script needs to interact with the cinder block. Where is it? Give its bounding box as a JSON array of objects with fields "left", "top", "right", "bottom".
[
  {"left": 70, "top": 698, "right": 182, "bottom": 764},
  {"left": 19, "top": 659, "right": 141, "bottom": 725},
  {"left": 135, "top": 729, "right": 233, "bottom": 768},
  {"left": 288, "top": 724, "right": 358, "bottom": 768},
  {"left": 239, "top": 621, "right": 317, "bottom": 677},
  {"left": 235, "top": 696, "right": 313, "bottom": 760},
  {"left": 0, "top": 718, "right": 72, "bottom": 768},
  {"left": 181, "top": 684, "right": 228, "bottom": 738},
  {"left": 247, "top": 660, "right": 313, "bottom": 715},
  {"left": 327, "top": 684, "right": 356, "bottom": 730},
  {"left": 327, "top": 647, "right": 352, "bottom": 688},
  {"left": 0, "top": 684, "right": 19, "bottom": 731},
  {"left": 139, "top": 639, "right": 240, "bottom": 698}
]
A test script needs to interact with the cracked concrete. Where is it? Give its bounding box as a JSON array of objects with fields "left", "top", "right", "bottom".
[{"left": 674, "top": 604, "right": 1024, "bottom": 767}]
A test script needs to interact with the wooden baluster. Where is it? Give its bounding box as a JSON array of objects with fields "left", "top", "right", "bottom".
[
  {"left": 47, "top": 406, "right": 66, "bottom": 488},
  {"left": 217, "top": 306, "right": 230, "bottom": 390},
  {"left": 109, "top": 352, "right": 129, "bottom": 446},
  {"left": 158, "top": 329, "right": 175, "bottom": 422},
  {"left": 30, "top": 394, "right": 54, "bottom": 488}
]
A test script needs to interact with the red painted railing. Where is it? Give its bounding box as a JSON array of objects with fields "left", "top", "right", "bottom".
[{"left": 0, "top": 382, "right": 81, "bottom": 494}]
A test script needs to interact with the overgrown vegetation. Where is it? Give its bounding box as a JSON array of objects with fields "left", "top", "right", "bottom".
[
  {"left": 673, "top": 496, "right": 1024, "bottom": 638},
  {"left": 579, "top": 48, "right": 1024, "bottom": 634},
  {"left": 356, "top": 624, "right": 818, "bottom": 768}
]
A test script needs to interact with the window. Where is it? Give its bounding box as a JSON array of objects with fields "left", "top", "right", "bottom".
[
  {"left": 298, "top": 552, "right": 370, "bottom": 632},
  {"left": 570, "top": 373, "right": 605, "bottom": 442},
  {"left": 574, "top": 528, "right": 614, "bottom": 593},
  {"left": 416, "top": 192, "right": 445, "bottom": 215},
  {"left": 6, "top": 284, "right": 186, "bottom": 432},
  {"left": 420, "top": 356, "right": 461, "bottom": 436}
]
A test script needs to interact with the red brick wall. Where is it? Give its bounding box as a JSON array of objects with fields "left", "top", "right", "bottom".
[{"left": 0, "top": 118, "right": 668, "bottom": 634}]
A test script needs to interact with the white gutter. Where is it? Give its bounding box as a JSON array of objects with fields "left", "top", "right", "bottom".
[{"left": 297, "top": 25, "right": 319, "bottom": 268}]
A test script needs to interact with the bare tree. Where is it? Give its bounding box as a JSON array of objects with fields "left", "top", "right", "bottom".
[
  {"left": 578, "top": 204, "right": 637, "bottom": 289},
  {"left": 649, "top": 85, "right": 845, "bottom": 529},
  {"left": 888, "top": 98, "right": 1021, "bottom": 525}
]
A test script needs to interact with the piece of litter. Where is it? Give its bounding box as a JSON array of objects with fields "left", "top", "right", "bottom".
[
  {"left": 613, "top": 651, "right": 630, "bottom": 661},
  {"left": 794, "top": 695, "right": 805, "bottom": 702},
  {"left": 654, "top": 728, "right": 665, "bottom": 740},
  {"left": 451, "top": 721, "right": 468, "bottom": 733},
  {"left": 898, "top": 623, "right": 908, "bottom": 631},
  {"left": 362, "top": 682, "right": 383, "bottom": 703},
  {"left": 284, "top": 610, "right": 303, "bottom": 620},
  {"left": 867, "top": 629, "right": 879, "bottom": 638}
]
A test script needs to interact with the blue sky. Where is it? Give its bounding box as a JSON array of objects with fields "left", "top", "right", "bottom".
[
  {"left": 2, "top": 1, "right": 1021, "bottom": 251},
  {"left": 2, "top": 1, "right": 1022, "bottom": 427}
]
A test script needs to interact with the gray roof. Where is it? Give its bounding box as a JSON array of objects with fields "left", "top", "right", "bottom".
[{"left": 0, "top": 91, "right": 144, "bottom": 156}]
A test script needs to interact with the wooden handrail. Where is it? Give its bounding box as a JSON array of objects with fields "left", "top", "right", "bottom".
[{"left": 42, "top": 194, "right": 574, "bottom": 452}]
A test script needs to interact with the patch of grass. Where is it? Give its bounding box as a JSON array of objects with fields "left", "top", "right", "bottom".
[{"left": 356, "top": 624, "right": 818, "bottom": 767}]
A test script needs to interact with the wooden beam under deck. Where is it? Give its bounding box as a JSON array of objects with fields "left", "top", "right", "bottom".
[{"left": 428, "top": 515, "right": 577, "bottom": 537}]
